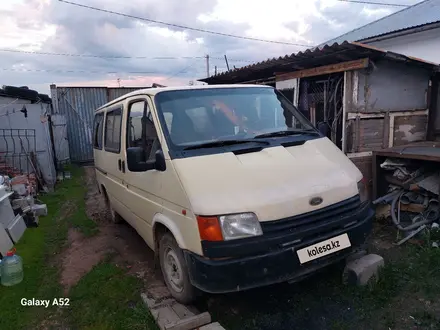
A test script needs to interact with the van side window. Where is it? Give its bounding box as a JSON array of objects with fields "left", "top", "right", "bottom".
[
  {"left": 104, "top": 108, "right": 122, "bottom": 153},
  {"left": 93, "top": 113, "right": 104, "bottom": 149},
  {"left": 127, "top": 101, "right": 160, "bottom": 162}
]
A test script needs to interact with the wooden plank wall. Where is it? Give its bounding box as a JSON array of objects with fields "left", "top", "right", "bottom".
[
  {"left": 345, "top": 112, "right": 428, "bottom": 199},
  {"left": 342, "top": 63, "right": 431, "bottom": 199},
  {"left": 346, "top": 118, "right": 385, "bottom": 153}
]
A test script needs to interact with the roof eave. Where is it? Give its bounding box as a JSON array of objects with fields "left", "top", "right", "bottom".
[
  {"left": 359, "top": 20, "right": 440, "bottom": 44},
  {"left": 199, "top": 41, "right": 440, "bottom": 85}
]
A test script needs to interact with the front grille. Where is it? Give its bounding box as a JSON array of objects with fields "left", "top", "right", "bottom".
[{"left": 260, "top": 195, "right": 362, "bottom": 240}]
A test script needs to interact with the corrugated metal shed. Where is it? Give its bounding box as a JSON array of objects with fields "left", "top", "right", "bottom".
[
  {"left": 50, "top": 86, "right": 150, "bottom": 163},
  {"left": 107, "top": 87, "right": 150, "bottom": 101},
  {"left": 321, "top": 0, "right": 440, "bottom": 46},
  {"left": 200, "top": 41, "right": 439, "bottom": 85}
]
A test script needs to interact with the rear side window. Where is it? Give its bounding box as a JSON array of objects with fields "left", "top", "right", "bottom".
[
  {"left": 104, "top": 108, "right": 122, "bottom": 153},
  {"left": 93, "top": 113, "right": 104, "bottom": 149}
]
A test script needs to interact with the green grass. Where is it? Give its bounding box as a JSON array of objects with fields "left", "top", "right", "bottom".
[
  {"left": 351, "top": 245, "right": 440, "bottom": 307},
  {"left": 0, "top": 167, "right": 84, "bottom": 330},
  {"left": 330, "top": 244, "right": 440, "bottom": 329},
  {"left": 67, "top": 262, "right": 156, "bottom": 330},
  {"left": 70, "top": 199, "right": 99, "bottom": 237},
  {"left": 412, "top": 310, "right": 440, "bottom": 328},
  {"left": 0, "top": 166, "right": 155, "bottom": 330}
]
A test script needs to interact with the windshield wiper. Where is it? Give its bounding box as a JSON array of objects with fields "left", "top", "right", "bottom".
[
  {"left": 253, "top": 129, "right": 320, "bottom": 139},
  {"left": 183, "top": 139, "right": 269, "bottom": 150}
]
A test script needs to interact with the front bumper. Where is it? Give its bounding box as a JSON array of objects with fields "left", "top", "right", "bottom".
[{"left": 184, "top": 200, "right": 374, "bottom": 294}]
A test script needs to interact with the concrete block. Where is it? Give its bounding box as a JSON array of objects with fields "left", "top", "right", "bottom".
[
  {"left": 345, "top": 249, "right": 367, "bottom": 264},
  {"left": 149, "top": 285, "right": 173, "bottom": 300},
  {"left": 171, "top": 303, "right": 195, "bottom": 319},
  {"left": 343, "top": 253, "right": 384, "bottom": 286},
  {"left": 141, "top": 292, "right": 212, "bottom": 330},
  {"left": 154, "top": 306, "right": 180, "bottom": 330},
  {"left": 164, "top": 312, "right": 211, "bottom": 330},
  {"left": 199, "top": 322, "right": 227, "bottom": 330}
]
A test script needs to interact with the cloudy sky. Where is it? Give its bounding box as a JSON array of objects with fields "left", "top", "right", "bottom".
[{"left": 0, "top": 0, "right": 420, "bottom": 94}]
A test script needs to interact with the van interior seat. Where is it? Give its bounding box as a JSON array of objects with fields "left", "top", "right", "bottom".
[{"left": 170, "top": 111, "right": 203, "bottom": 144}]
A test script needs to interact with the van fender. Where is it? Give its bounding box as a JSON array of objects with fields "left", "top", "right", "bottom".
[
  {"left": 97, "top": 181, "right": 103, "bottom": 194},
  {"left": 152, "top": 213, "right": 187, "bottom": 250}
]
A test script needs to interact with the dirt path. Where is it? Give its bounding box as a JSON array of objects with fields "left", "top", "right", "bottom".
[{"left": 59, "top": 166, "right": 161, "bottom": 292}]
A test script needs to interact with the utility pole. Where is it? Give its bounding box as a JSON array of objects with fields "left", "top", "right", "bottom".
[
  {"left": 205, "top": 54, "right": 210, "bottom": 77},
  {"left": 224, "top": 55, "right": 230, "bottom": 71}
]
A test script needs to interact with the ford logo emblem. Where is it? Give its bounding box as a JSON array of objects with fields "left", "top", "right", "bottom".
[{"left": 309, "top": 197, "right": 323, "bottom": 206}]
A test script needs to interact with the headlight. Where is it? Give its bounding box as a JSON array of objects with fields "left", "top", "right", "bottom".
[
  {"left": 357, "top": 178, "right": 369, "bottom": 202},
  {"left": 219, "top": 213, "right": 263, "bottom": 241}
]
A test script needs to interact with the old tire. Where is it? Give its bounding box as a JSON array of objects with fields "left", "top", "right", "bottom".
[
  {"left": 104, "top": 192, "right": 122, "bottom": 224},
  {"left": 109, "top": 204, "right": 123, "bottom": 224},
  {"left": 159, "top": 233, "right": 197, "bottom": 304}
]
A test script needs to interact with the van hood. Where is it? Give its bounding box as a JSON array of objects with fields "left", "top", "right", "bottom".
[{"left": 172, "top": 138, "right": 363, "bottom": 221}]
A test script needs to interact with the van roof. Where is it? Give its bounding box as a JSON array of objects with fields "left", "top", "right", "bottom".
[{"left": 95, "top": 84, "right": 272, "bottom": 111}]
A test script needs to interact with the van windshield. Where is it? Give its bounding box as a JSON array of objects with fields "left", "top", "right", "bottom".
[{"left": 154, "top": 87, "right": 315, "bottom": 148}]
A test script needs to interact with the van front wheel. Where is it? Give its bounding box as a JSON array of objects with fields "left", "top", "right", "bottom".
[
  {"left": 109, "top": 205, "right": 123, "bottom": 224},
  {"left": 159, "top": 233, "right": 197, "bottom": 304},
  {"left": 104, "top": 193, "right": 122, "bottom": 224}
]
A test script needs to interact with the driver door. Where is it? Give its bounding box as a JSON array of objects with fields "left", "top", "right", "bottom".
[{"left": 120, "top": 97, "right": 163, "bottom": 247}]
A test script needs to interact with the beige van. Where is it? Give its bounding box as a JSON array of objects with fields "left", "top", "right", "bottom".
[{"left": 93, "top": 85, "right": 373, "bottom": 303}]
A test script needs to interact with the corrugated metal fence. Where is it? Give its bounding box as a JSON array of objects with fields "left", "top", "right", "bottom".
[{"left": 50, "top": 85, "right": 148, "bottom": 162}]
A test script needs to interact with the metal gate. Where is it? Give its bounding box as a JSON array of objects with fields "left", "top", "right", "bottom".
[
  {"left": 50, "top": 85, "right": 148, "bottom": 162},
  {"left": 0, "top": 129, "right": 36, "bottom": 176},
  {"left": 50, "top": 114, "right": 70, "bottom": 167}
]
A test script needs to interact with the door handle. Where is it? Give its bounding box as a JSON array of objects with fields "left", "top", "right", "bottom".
[
  {"left": 118, "top": 159, "right": 122, "bottom": 171},
  {"left": 121, "top": 160, "right": 125, "bottom": 173}
]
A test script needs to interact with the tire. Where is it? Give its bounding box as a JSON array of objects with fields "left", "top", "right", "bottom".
[
  {"left": 38, "top": 93, "right": 51, "bottom": 103},
  {"left": 103, "top": 191, "right": 122, "bottom": 224},
  {"left": 159, "top": 233, "right": 197, "bottom": 304},
  {"left": 109, "top": 203, "right": 123, "bottom": 224},
  {"left": 3, "top": 85, "right": 39, "bottom": 101}
]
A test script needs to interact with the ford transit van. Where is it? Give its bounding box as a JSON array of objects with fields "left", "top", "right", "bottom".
[{"left": 93, "top": 85, "right": 373, "bottom": 304}]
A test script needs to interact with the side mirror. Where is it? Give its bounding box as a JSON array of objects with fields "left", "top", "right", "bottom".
[
  {"left": 126, "top": 147, "right": 166, "bottom": 172},
  {"left": 317, "top": 122, "right": 329, "bottom": 136},
  {"left": 154, "top": 150, "right": 166, "bottom": 172},
  {"left": 126, "top": 147, "right": 151, "bottom": 172}
]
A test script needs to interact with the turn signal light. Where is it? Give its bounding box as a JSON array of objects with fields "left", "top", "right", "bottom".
[{"left": 196, "top": 216, "right": 223, "bottom": 241}]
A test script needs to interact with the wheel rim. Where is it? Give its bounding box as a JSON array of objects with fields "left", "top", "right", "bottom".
[{"left": 164, "top": 247, "right": 184, "bottom": 293}]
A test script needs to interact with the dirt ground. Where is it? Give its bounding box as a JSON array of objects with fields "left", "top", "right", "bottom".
[{"left": 59, "top": 166, "right": 161, "bottom": 293}]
